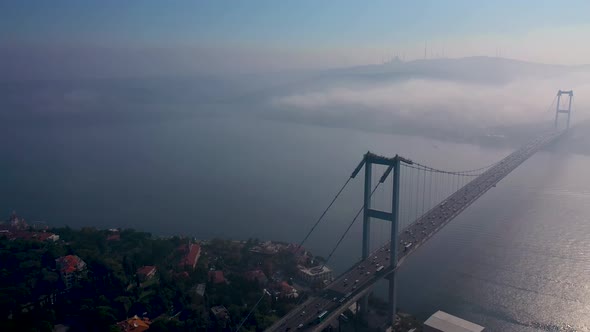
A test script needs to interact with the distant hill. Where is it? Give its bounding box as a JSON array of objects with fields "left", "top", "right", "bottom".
[
  {"left": 339, "top": 56, "right": 582, "bottom": 83},
  {"left": 2, "top": 56, "right": 587, "bottom": 150},
  {"left": 222, "top": 56, "right": 590, "bottom": 104}
]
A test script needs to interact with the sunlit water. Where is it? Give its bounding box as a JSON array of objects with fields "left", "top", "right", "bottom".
[{"left": 2, "top": 114, "right": 589, "bottom": 331}]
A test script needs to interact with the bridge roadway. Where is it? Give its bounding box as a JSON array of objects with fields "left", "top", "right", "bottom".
[{"left": 267, "top": 130, "right": 564, "bottom": 332}]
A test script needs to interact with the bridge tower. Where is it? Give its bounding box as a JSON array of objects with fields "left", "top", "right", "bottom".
[
  {"left": 352, "top": 152, "right": 409, "bottom": 328},
  {"left": 555, "top": 90, "right": 573, "bottom": 129}
]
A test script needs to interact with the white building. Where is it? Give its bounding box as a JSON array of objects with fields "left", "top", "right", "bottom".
[
  {"left": 47, "top": 234, "right": 60, "bottom": 242},
  {"left": 298, "top": 265, "right": 332, "bottom": 284},
  {"left": 424, "top": 311, "right": 484, "bottom": 332}
]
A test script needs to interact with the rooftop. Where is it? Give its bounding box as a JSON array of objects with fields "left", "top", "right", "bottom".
[
  {"left": 55, "top": 255, "right": 86, "bottom": 274},
  {"left": 0, "top": 229, "right": 58, "bottom": 242},
  {"left": 181, "top": 243, "right": 201, "bottom": 267},
  {"left": 107, "top": 233, "right": 120, "bottom": 241},
  {"left": 299, "top": 265, "right": 332, "bottom": 276},
  {"left": 116, "top": 315, "right": 151, "bottom": 332},
  {"left": 195, "top": 283, "right": 206, "bottom": 296},
  {"left": 244, "top": 269, "right": 267, "bottom": 284},
  {"left": 136, "top": 266, "right": 156, "bottom": 277},
  {"left": 280, "top": 281, "right": 296, "bottom": 293},
  {"left": 211, "top": 305, "right": 230, "bottom": 320},
  {"left": 208, "top": 270, "right": 226, "bottom": 284},
  {"left": 424, "top": 311, "right": 485, "bottom": 332}
]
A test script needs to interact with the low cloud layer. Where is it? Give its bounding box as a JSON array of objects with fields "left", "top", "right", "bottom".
[{"left": 272, "top": 72, "right": 590, "bottom": 132}]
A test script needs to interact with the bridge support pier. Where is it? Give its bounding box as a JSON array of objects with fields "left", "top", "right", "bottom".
[
  {"left": 388, "top": 156, "right": 401, "bottom": 328},
  {"left": 357, "top": 153, "right": 403, "bottom": 328},
  {"left": 360, "top": 161, "right": 372, "bottom": 320},
  {"left": 555, "top": 90, "right": 573, "bottom": 130}
]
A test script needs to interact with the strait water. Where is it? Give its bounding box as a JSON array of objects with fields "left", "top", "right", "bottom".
[{"left": 2, "top": 114, "right": 589, "bottom": 331}]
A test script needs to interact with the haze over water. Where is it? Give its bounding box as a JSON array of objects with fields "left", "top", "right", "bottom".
[
  {"left": 3, "top": 1, "right": 590, "bottom": 330},
  {"left": 2, "top": 112, "right": 589, "bottom": 331}
]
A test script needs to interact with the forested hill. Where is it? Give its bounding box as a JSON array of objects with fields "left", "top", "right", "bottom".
[{"left": 0, "top": 225, "right": 304, "bottom": 332}]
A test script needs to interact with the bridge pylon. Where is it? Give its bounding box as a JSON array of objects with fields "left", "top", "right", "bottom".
[
  {"left": 354, "top": 152, "right": 409, "bottom": 328},
  {"left": 555, "top": 90, "right": 573, "bottom": 129}
]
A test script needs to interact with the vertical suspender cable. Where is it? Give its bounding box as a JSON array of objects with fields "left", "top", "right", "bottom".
[
  {"left": 435, "top": 170, "right": 439, "bottom": 205},
  {"left": 322, "top": 183, "right": 381, "bottom": 267},
  {"left": 428, "top": 170, "right": 433, "bottom": 213},
  {"left": 380, "top": 180, "right": 384, "bottom": 247},
  {"left": 420, "top": 170, "right": 426, "bottom": 216},
  {"left": 402, "top": 167, "right": 407, "bottom": 227},
  {"left": 296, "top": 176, "right": 354, "bottom": 251},
  {"left": 415, "top": 166, "right": 420, "bottom": 222}
]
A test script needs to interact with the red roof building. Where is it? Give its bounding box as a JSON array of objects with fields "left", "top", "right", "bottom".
[
  {"left": 286, "top": 244, "right": 311, "bottom": 264},
  {"left": 8, "top": 211, "right": 28, "bottom": 230},
  {"left": 244, "top": 270, "right": 268, "bottom": 285},
  {"left": 116, "top": 315, "right": 151, "bottom": 332},
  {"left": 210, "top": 306, "right": 230, "bottom": 328},
  {"left": 55, "top": 255, "right": 87, "bottom": 289},
  {"left": 136, "top": 266, "right": 157, "bottom": 282},
  {"left": 208, "top": 270, "right": 226, "bottom": 284},
  {"left": 279, "top": 281, "right": 298, "bottom": 299},
  {"left": 0, "top": 229, "right": 59, "bottom": 242},
  {"left": 180, "top": 243, "right": 201, "bottom": 270},
  {"left": 107, "top": 233, "right": 120, "bottom": 241}
]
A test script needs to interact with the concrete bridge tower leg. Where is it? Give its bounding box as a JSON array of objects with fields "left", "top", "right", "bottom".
[
  {"left": 567, "top": 92, "right": 573, "bottom": 129},
  {"left": 554, "top": 91, "right": 562, "bottom": 129},
  {"left": 555, "top": 90, "right": 574, "bottom": 130},
  {"left": 359, "top": 154, "right": 402, "bottom": 328},
  {"left": 360, "top": 157, "right": 372, "bottom": 321},
  {"left": 388, "top": 157, "right": 401, "bottom": 328}
]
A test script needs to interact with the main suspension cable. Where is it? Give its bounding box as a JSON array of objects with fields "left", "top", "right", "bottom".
[
  {"left": 404, "top": 160, "right": 499, "bottom": 176},
  {"left": 296, "top": 176, "right": 353, "bottom": 251},
  {"left": 322, "top": 182, "right": 381, "bottom": 267},
  {"left": 545, "top": 94, "right": 558, "bottom": 113}
]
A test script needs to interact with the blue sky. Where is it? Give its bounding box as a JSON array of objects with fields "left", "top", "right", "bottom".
[{"left": 2, "top": 1, "right": 590, "bottom": 76}]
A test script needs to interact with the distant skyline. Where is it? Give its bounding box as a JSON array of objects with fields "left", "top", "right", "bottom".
[{"left": 2, "top": 1, "right": 590, "bottom": 78}]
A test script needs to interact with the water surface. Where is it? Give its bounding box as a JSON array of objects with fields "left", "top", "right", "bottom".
[{"left": 2, "top": 113, "right": 588, "bottom": 331}]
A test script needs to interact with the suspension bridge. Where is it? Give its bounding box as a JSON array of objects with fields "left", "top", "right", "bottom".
[{"left": 265, "top": 90, "right": 574, "bottom": 332}]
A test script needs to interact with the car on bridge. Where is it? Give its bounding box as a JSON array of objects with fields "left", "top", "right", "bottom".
[{"left": 270, "top": 131, "right": 565, "bottom": 332}]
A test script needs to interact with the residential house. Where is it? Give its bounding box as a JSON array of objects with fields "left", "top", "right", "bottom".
[
  {"left": 116, "top": 315, "right": 151, "bottom": 332},
  {"left": 180, "top": 243, "right": 201, "bottom": 270},
  {"left": 55, "top": 255, "right": 87, "bottom": 289},
  {"left": 195, "top": 283, "right": 206, "bottom": 297},
  {"left": 136, "top": 266, "right": 157, "bottom": 282},
  {"left": 211, "top": 306, "right": 230, "bottom": 328},
  {"left": 107, "top": 233, "right": 120, "bottom": 241},
  {"left": 208, "top": 270, "right": 226, "bottom": 284},
  {"left": 279, "top": 281, "right": 298, "bottom": 299},
  {"left": 244, "top": 269, "right": 268, "bottom": 285}
]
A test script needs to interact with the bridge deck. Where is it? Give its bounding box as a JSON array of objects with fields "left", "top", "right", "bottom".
[{"left": 267, "top": 130, "right": 564, "bottom": 332}]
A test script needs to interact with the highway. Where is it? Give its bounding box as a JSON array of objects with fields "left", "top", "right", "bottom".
[{"left": 267, "top": 130, "right": 564, "bottom": 332}]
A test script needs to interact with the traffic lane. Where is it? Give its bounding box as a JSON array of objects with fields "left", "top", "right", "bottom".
[
  {"left": 287, "top": 275, "right": 365, "bottom": 329},
  {"left": 340, "top": 268, "right": 368, "bottom": 293},
  {"left": 296, "top": 288, "right": 364, "bottom": 330},
  {"left": 397, "top": 176, "right": 492, "bottom": 253},
  {"left": 332, "top": 262, "right": 381, "bottom": 296},
  {"left": 294, "top": 287, "right": 358, "bottom": 330},
  {"left": 289, "top": 302, "right": 326, "bottom": 330},
  {"left": 291, "top": 299, "right": 332, "bottom": 330},
  {"left": 278, "top": 137, "right": 558, "bottom": 330},
  {"left": 282, "top": 298, "right": 328, "bottom": 330},
  {"left": 326, "top": 260, "right": 388, "bottom": 307},
  {"left": 291, "top": 150, "right": 543, "bottom": 328},
  {"left": 294, "top": 135, "right": 559, "bottom": 329}
]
